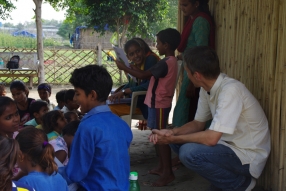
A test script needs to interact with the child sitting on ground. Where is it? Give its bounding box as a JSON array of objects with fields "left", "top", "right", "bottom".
[
  {"left": 64, "top": 111, "right": 79, "bottom": 123},
  {"left": 42, "top": 110, "right": 68, "bottom": 165},
  {"left": 115, "top": 28, "right": 181, "bottom": 187},
  {"left": 61, "top": 65, "right": 132, "bottom": 191},
  {"left": 16, "top": 127, "right": 68, "bottom": 191},
  {"left": 54, "top": 89, "right": 66, "bottom": 110},
  {"left": 0, "top": 135, "right": 35, "bottom": 191},
  {"left": 61, "top": 89, "right": 80, "bottom": 114},
  {"left": 0, "top": 83, "right": 6, "bottom": 96},
  {"left": 62, "top": 120, "right": 80, "bottom": 153},
  {"left": 10, "top": 81, "right": 35, "bottom": 127},
  {"left": 24, "top": 100, "right": 49, "bottom": 129},
  {"left": 0, "top": 96, "right": 20, "bottom": 138},
  {"left": 37, "top": 83, "right": 55, "bottom": 110}
]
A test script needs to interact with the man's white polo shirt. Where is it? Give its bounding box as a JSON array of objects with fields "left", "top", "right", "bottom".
[{"left": 195, "top": 73, "right": 270, "bottom": 178}]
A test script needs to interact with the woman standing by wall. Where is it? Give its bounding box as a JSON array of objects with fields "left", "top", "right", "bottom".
[{"left": 173, "top": 0, "right": 215, "bottom": 127}]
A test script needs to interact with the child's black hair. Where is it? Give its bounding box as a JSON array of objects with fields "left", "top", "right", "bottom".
[
  {"left": 124, "top": 38, "right": 154, "bottom": 55},
  {"left": 0, "top": 97, "right": 16, "bottom": 116},
  {"left": 9, "top": 80, "right": 29, "bottom": 96},
  {"left": 69, "top": 65, "right": 112, "bottom": 102},
  {"left": 37, "top": 83, "right": 52, "bottom": 94},
  {"left": 62, "top": 120, "right": 80, "bottom": 136},
  {"left": 56, "top": 90, "right": 66, "bottom": 103},
  {"left": 64, "top": 89, "right": 75, "bottom": 103},
  {"left": 156, "top": 28, "right": 181, "bottom": 51},
  {"left": 42, "top": 110, "right": 62, "bottom": 134},
  {"left": 29, "top": 101, "right": 48, "bottom": 115},
  {"left": 64, "top": 111, "right": 78, "bottom": 123}
]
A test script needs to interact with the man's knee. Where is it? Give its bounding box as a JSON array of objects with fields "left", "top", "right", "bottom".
[{"left": 178, "top": 143, "right": 204, "bottom": 165}]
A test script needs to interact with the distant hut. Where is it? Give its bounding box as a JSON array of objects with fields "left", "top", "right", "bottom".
[{"left": 72, "top": 26, "right": 113, "bottom": 49}]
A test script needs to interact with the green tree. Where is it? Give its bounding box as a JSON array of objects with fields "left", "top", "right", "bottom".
[
  {"left": 65, "top": 0, "right": 168, "bottom": 47},
  {"left": 15, "top": 23, "right": 24, "bottom": 30},
  {"left": 149, "top": 0, "right": 178, "bottom": 36},
  {"left": 0, "top": 0, "right": 16, "bottom": 20},
  {"left": 57, "top": 21, "right": 73, "bottom": 39}
]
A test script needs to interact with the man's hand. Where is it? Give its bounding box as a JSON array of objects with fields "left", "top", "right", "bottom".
[
  {"left": 148, "top": 129, "right": 175, "bottom": 144},
  {"left": 115, "top": 60, "right": 127, "bottom": 70}
]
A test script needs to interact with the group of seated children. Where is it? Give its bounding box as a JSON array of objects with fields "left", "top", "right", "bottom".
[
  {"left": 0, "top": 81, "right": 81, "bottom": 190},
  {"left": 0, "top": 27, "right": 182, "bottom": 190}
]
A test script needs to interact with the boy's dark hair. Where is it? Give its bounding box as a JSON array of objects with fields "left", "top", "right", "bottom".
[
  {"left": 64, "top": 89, "right": 75, "bottom": 103},
  {"left": 69, "top": 65, "right": 113, "bottom": 102},
  {"left": 29, "top": 101, "right": 48, "bottom": 115},
  {"left": 15, "top": 127, "right": 57, "bottom": 175},
  {"left": 0, "top": 97, "right": 16, "bottom": 116},
  {"left": 38, "top": 83, "right": 52, "bottom": 94},
  {"left": 156, "top": 28, "right": 181, "bottom": 51},
  {"left": 184, "top": 46, "right": 220, "bottom": 79},
  {"left": 42, "top": 110, "right": 62, "bottom": 134},
  {"left": 10, "top": 80, "right": 29, "bottom": 96},
  {"left": 62, "top": 120, "right": 80, "bottom": 136},
  {"left": 64, "top": 111, "right": 78, "bottom": 123},
  {"left": 56, "top": 90, "right": 66, "bottom": 103}
]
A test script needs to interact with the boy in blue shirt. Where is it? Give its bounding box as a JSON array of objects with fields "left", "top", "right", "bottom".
[{"left": 65, "top": 65, "right": 133, "bottom": 190}]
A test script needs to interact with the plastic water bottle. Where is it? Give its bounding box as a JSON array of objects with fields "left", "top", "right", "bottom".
[
  {"left": 129, "top": 172, "right": 140, "bottom": 191},
  {"left": 0, "top": 58, "right": 4, "bottom": 69}
]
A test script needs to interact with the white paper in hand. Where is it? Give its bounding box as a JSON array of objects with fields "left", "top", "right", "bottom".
[
  {"left": 113, "top": 46, "right": 137, "bottom": 82},
  {"left": 113, "top": 46, "right": 130, "bottom": 67}
]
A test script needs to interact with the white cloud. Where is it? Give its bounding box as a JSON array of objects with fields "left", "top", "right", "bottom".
[{"left": 2, "top": 0, "right": 66, "bottom": 24}]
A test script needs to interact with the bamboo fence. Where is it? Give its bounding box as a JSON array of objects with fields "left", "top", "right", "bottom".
[
  {"left": 204, "top": 0, "right": 286, "bottom": 190},
  {"left": 0, "top": 47, "right": 128, "bottom": 86}
]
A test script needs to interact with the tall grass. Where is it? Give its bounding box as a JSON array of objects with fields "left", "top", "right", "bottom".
[{"left": 0, "top": 32, "right": 69, "bottom": 48}]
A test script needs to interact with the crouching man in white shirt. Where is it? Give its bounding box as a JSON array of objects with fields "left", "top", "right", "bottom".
[{"left": 149, "top": 46, "right": 270, "bottom": 191}]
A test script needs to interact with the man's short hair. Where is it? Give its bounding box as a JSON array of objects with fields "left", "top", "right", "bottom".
[
  {"left": 184, "top": 46, "right": 220, "bottom": 79},
  {"left": 29, "top": 100, "right": 48, "bottom": 114},
  {"left": 69, "top": 65, "right": 113, "bottom": 102},
  {"left": 64, "top": 89, "right": 75, "bottom": 103},
  {"left": 156, "top": 28, "right": 181, "bottom": 51}
]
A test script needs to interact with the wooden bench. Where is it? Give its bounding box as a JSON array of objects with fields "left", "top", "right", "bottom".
[{"left": 0, "top": 52, "right": 39, "bottom": 88}]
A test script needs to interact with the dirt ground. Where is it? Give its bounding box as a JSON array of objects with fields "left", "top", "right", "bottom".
[{"left": 5, "top": 85, "right": 266, "bottom": 191}]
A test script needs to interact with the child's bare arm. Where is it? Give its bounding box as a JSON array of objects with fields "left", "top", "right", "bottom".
[
  {"left": 55, "top": 150, "right": 67, "bottom": 164},
  {"left": 115, "top": 60, "right": 152, "bottom": 79}
]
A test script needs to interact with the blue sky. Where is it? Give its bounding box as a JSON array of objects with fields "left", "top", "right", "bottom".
[{"left": 3, "top": 0, "right": 66, "bottom": 24}]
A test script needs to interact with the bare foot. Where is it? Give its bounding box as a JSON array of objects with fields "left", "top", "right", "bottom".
[
  {"left": 148, "top": 167, "right": 163, "bottom": 176},
  {"left": 151, "top": 174, "right": 175, "bottom": 187},
  {"left": 171, "top": 156, "right": 181, "bottom": 167}
]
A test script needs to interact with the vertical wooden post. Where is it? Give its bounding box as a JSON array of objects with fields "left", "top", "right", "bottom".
[
  {"left": 97, "top": 43, "right": 102, "bottom": 66},
  {"left": 33, "top": 0, "right": 45, "bottom": 85}
]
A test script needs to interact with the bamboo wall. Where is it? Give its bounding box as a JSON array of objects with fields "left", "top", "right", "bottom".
[{"left": 178, "top": 0, "right": 286, "bottom": 190}]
